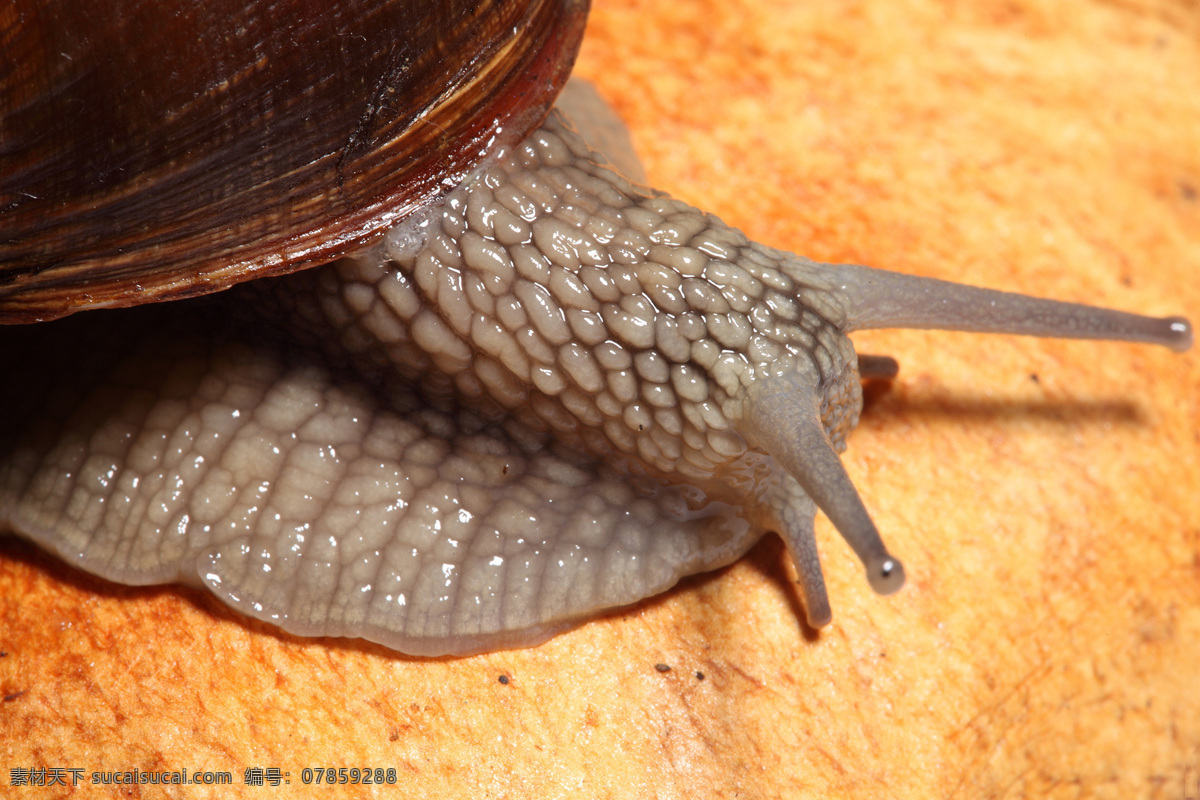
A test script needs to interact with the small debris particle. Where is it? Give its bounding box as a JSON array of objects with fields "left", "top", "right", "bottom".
[
  {"left": 654, "top": 663, "right": 671, "bottom": 673},
  {"left": 498, "top": 674, "right": 510, "bottom": 685},
  {"left": 695, "top": 671, "right": 705, "bottom": 681}
]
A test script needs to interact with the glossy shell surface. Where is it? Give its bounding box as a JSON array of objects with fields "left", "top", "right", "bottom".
[{"left": 0, "top": 0, "right": 587, "bottom": 321}]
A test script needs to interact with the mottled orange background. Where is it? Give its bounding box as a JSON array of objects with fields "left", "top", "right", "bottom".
[{"left": 3, "top": 0, "right": 1198, "bottom": 797}]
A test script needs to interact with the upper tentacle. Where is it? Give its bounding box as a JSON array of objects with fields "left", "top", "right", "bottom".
[{"left": 828, "top": 263, "right": 1192, "bottom": 350}]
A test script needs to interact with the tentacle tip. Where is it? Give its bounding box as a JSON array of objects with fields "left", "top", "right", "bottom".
[
  {"left": 804, "top": 602, "right": 833, "bottom": 629},
  {"left": 866, "top": 555, "right": 905, "bottom": 595},
  {"left": 1165, "top": 316, "right": 1193, "bottom": 352}
]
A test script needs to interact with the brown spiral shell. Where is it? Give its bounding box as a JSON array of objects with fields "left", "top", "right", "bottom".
[{"left": 0, "top": 0, "right": 588, "bottom": 322}]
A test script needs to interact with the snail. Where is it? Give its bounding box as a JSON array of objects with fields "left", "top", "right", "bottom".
[{"left": 0, "top": 0, "right": 1192, "bottom": 657}]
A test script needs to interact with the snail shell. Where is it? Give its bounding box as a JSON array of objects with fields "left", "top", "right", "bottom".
[
  {"left": 0, "top": 0, "right": 587, "bottom": 320},
  {"left": 0, "top": 0, "right": 1192, "bottom": 655}
]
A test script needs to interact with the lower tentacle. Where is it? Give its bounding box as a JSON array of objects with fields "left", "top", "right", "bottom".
[
  {"left": 743, "top": 375, "right": 906, "bottom": 598},
  {"left": 771, "top": 481, "right": 832, "bottom": 628},
  {"left": 856, "top": 354, "right": 900, "bottom": 380}
]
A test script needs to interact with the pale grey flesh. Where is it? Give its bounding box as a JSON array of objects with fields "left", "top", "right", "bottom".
[
  {"left": 0, "top": 84, "right": 1190, "bottom": 654},
  {"left": 0, "top": 306, "right": 759, "bottom": 655}
]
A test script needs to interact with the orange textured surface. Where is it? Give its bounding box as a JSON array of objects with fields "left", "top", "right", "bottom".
[{"left": 3, "top": 0, "right": 1199, "bottom": 797}]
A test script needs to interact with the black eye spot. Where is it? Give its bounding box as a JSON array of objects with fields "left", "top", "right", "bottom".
[{"left": 498, "top": 674, "right": 510, "bottom": 685}]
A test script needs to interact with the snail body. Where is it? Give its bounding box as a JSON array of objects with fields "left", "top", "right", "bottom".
[{"left": 0, "top": 0, "right": 1192, "bottom": 655}]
